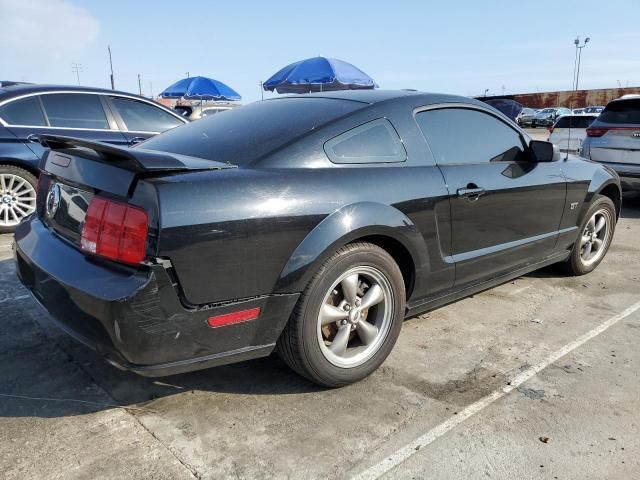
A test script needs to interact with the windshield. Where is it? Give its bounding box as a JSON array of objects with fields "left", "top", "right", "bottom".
[
  {"left": 140, "top": 98, "right": 363, "bottom": 165},
  {"left": 540, "top": 108, "right": 555, "bottom": 114},
  {"left": 555, "top": 116, "right": 597, "bottom": 128}
]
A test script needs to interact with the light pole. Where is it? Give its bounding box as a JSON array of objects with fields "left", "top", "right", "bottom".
[
  {"left": 483, "top": 88, "right": 489, "bottom": 98},
  {"left": 573, "top": 36, "right": 590, "bottom": 90}
]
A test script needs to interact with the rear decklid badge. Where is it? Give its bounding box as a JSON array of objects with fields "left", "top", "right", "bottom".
[{"left": 45, "top": 183, "right": 61, "bottom": 218}]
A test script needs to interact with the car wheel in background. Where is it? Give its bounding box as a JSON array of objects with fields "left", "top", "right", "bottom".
[
  {"left": 564, "top": 194, "right": 616, "bottom": 276},
  {"left": 0, "top": 165, "right": 37, "bottom": 234},
  {"left": 277, "top": 242, "right": 405, "bottom": 387}
]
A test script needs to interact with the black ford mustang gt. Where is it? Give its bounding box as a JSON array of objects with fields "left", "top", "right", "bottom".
[{"left": 14, "top": 90, "right": 621, "bottom": 387}]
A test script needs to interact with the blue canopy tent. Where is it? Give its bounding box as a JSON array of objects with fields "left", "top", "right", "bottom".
[
  {"left": 160, "top": 76, "right": 241, "bottom": 101},
  {"left": 263, "top": 57, "right": 377, "bottom": 94}
]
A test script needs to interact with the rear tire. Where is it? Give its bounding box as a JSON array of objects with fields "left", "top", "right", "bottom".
[
  {"left": 277, "top": 242, "right": 405, "bottom": 387},
  {"left": 0, "top": 165, "right": 37, "bottom": 234},
  {"left": 564, "top": 195, "right": 616, "bottom": 276}
]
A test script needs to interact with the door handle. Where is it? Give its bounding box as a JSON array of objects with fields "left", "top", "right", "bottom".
[
  {"left": 128, "top": 137, "right": 145, "bottom": 146},
  {"left": 457, "top": 185, "right": 486, "bottom": 201},
  {"left": 26, "top": 133, "right": 41, "bottom": 143}
]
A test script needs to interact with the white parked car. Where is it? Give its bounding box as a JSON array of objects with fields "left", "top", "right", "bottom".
[
  {"left": 548, "top": 114, "right": 598, "bottom": 153},
  {"left": 173, "top": 101, "right": 239, "bottom": 120}
]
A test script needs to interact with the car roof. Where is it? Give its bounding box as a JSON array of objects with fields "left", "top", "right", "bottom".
[
  {"left": 557, "top": 113, "right": 599, "bottom": 119},
  {"left": 265, "top": 89, "right": 489, "bottom": 110},
  {"left": 0, "top": 83, "right": 149, "bottom": 102}
]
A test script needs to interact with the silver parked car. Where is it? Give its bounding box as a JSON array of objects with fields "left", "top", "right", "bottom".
[
  {"left": 581, "top": 96, "right": 640, "bottom": 191},
  {"left": 516, "top": 107, "right": 537, "bottom": 127},
  {"left": 531, "top": 107, "right": 572, "bottom": 128}
]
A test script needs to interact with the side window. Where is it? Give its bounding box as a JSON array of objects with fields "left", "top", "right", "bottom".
[
  {"left": 110, "top": 97, "right": 183, "bottom": 132},
  {"left": 0, "top": 96, "right": 47, "bottom": 126},
  {"left": 416, "top": 108, "right": 526, "bottom": 164},
  {"left": 40, "top": 93, "right": 110, "bottom": 129},
  {"left": 324, "top": 118, "right": 406, "bottom": 164}
]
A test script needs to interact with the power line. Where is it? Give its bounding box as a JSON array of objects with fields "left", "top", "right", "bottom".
[{"left": 71, "top": 63, "right": 83, "bottom": 85}]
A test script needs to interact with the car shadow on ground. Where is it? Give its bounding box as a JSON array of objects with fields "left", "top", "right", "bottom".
[
  {"left": 0, "top": 253, "right": 324, "bottom": 418},
  {"left": 621, "top": 192, "right": 640, "bottom": 219}
]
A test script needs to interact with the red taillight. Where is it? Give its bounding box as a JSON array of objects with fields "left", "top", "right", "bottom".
[
  {"left": 207, "top": 307, "right": 261, "bottom": 328},
  {"left": 81, "top": 196, "right": 148, "bottom": 264},
  {"left": 586, "top": 127, "right": 608, "bottom": 137}
]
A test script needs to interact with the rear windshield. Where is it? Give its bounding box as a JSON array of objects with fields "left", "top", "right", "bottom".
[
  {"left": 140, "top": 98, "right": 363, "bottom": 165},
  {"left": 555, "top": 116, "right": 596, "bottom": 128},
  {"left": 598, "top": 100, "right": 640, "bottom": 124}
]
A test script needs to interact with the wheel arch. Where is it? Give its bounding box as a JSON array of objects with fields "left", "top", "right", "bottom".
[
  {"left": 273, "top": 202, "right": 428, "bottom": 301},
  {"left": 596, "top": 182, "right": 621, "bottom": 219},
  {"left": 0, "top": 158, "right": 40, "bottom": 178}
]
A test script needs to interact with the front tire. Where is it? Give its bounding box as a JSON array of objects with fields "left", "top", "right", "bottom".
[
  {"left": 564, "top": 195, "right": 616, "bottom": 276},
  {"left": 277, "top": 242, "right": 406, "bottom": 387},
  {"left": 0, "top": 165, "right": 37, "bottom": 234}
]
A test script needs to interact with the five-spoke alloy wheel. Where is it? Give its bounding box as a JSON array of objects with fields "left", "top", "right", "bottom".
[
  {"left": 278, "top": 242, "right": 405, "bottom": 387},
  {"left": 566, "top": 194, "right": 616, "bottom": 275},
  {"left": 317, "top": 266, "right": 394, "bottom": 368},
  {"left": 579, "top": 208, "right": 612, "bottom": 267}
]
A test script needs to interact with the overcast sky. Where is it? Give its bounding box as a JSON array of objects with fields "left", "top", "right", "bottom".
[{"left": 1, "top": 0, "right": 639, "bottom": 103}]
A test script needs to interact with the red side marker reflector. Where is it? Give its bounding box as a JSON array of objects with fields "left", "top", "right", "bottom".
[{"left": 207, "top": 307, "right": 261, "bottom": 328}]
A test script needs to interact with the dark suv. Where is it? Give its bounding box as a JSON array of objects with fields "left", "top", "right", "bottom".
[{"left": 0, "top": 84, "right": 187, "bottom": 232}]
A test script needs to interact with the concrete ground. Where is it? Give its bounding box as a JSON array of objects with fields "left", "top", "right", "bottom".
[
  {"left": 1, "top": 193, "right": 639, "bottom": 480},
  {"left": 524, "top": 127, "right": 551, "bottom": 141}
]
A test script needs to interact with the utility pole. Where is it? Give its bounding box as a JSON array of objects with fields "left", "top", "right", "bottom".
[
  {"left": 259, "top": 81, "right": 264, "bottom": 101},
  {"left": 149, "top": 81, "right": 153, "bottom": 99},
  {"left": 185, "top": 72, "right": 190, "bottom": 78},
  {"left": 71, "top": 63, "right": 82, "bottom": 85},
  {"left": 108, "top": 45, "right": 115, "bottom": 89},
  {"left": 573, "top": 36, "right": 590, "bottom": 90},
  {"left": 137, "top": 74, "right": 143, "bottom": 96}
]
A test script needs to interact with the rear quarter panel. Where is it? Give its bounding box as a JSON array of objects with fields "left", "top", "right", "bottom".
[{"left": 152, "top": 164, "right": 450, "bottom": 306}]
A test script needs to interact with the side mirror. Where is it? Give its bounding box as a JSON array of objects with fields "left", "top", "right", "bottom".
[{"left": 528, "top": 140, "right": 555, "bottom": 162}]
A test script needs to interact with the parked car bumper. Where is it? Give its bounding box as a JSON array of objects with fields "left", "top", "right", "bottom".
[
  {"left": 591, "top": 161, "right": 640, "bottom": 191},
  {"left": 14, "top": 217, "right": 299, "bottom": 377},
  {"left": 534, "top": 117, "right": 554, "bottom": 127}
]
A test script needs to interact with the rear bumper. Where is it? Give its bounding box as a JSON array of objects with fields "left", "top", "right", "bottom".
[
  {"left": 595, "top": 161, "right": 640, "bottom": 191},
  {"left": 534, "top": 117, "right": 554, "bottom": 126},
  {"left": 14, "top": 218, "right": 299, "bottom": 377}
]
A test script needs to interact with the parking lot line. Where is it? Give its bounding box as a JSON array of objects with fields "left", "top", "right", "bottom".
[{"left": 352, "top": 299, "right": 640, "bottom": 480}]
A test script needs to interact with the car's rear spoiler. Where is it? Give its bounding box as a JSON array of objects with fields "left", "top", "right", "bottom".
[{"left": 39, "top": 134, "right": 235, "bottom": 173}]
